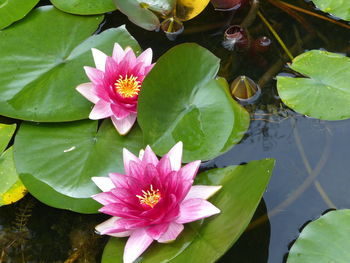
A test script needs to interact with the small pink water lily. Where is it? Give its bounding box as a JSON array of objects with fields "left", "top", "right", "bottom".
[
  {"left": 76, "top": 43, "right": 154, "bottom": 135},
  {"left": 92, "top": 142, "right": 221, "bottom": 263}
]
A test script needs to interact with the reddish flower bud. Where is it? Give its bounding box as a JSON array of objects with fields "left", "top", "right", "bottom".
[
  {"left": 223, "top": 25, "right": 249, "bottom": 51},
  {"left": 211, "top": 0, "right": 247, "bottom": 11}
]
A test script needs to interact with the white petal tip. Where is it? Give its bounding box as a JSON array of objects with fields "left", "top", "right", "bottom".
[{"left": 92, "top": 177, "right": 115, "bottom": 192}]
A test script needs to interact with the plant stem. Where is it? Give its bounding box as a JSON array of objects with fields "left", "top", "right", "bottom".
[
  {"left": 274, "top": 0, "right": 350, "bottom": 30},
  {"left": 257, "top": 10, "right": 294, "bottom": 61}
]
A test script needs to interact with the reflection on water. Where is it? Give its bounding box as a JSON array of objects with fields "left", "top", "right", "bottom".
[{"left": 2, "top": 0, "right": 350, "bottom": 262}]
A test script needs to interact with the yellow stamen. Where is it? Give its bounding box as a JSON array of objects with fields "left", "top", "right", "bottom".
[
  {"left": 114, "top": 74, "right": 141, "bottom": 98},
  {"left": 136, "top": 185, "right": 161, "bottom": 208}
]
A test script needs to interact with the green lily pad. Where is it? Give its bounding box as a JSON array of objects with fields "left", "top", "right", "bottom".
[
  {"left": 277, "top": 50, "right": 350, "bottom": 120},
  {"left": 0, "top": 0, "right": 39, "bottom": 30},
  {"left": 0, "top": 123, "right": 16, "bottom": 153},
  {"left": 0, "top": 123, "right": 27, "bottom": 206},
  {"left": 114, "top": 0, "right": 175, "bottom": 30},
  {"left": 287, "top": 209, "right": 350, "bottom": 263},
  {"left": 0, "top": 6, "right": 140, "bottom": 122},
  {"left": 102, "top": 159, "right": 275, "bottom": 263},
  {"left": 14, "top": 120, "right": 145, "bottom": 213},
  {"left": 138, "top": 43, "right": 250, "bottom": 162},
  {"left": 312, "top": 0, "right": 350, "bottom": 21},
  {"left": 50, "top": 0, "right": 116, "bottom": 15}
]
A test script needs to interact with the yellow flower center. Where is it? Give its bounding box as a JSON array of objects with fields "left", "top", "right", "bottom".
[
  {"left": 114, "top": 74, "right": 141, "bottom": 98},
  {"left": 136, "top": 185, "right": 161, "bottom": 208}
]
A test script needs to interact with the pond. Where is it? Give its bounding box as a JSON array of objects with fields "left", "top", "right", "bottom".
[{"left": 1, "top": 0, "right": 350, "bottom": 262}]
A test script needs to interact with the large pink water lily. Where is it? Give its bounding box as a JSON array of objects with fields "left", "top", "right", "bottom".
[
  {"left": 76, "top": 44, "right": 154, "bottom": 135},
  {"left": 92, "top": 142, "right": 221, "bottom": 263}
]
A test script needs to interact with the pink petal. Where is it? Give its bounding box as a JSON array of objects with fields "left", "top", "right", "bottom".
[
  {"left": 177, "top": 160, "right": 201, "bottom": 181},
  {"left": 143, "top": 63, "right": 155, "bottom": 75},
  {"left": 146, "top": 223, "right": 169, "bottom": 240},
  {"left": 111, "top": 114, "right": 137, "bottom": 135},
  {"left": 96, "top": 217, "right": 133, "bottom": 237},
  {"left": 123, "top": 228, "right": 154, "bottom": 263},
  {"left": 110, "top": 103, "right": 133, "bottom": 119},
  {"left": 112, "top": 43, "right": 128, "bottom": 63},
  {"left": 92, "top": 191, "right": 116, "bottom": 205},
  {"left": 165, "top": 141, "right": 183, "bottom": 171},
  {"left": 158, "top": 222, "right": 184, "bottom": 243},
  {"left": 76, "top": 82, "right": 99, "bottom": 104},
  {"left": 157, "top": 157, "right": 172, "bottom": 178},
  {"left": 91, "top": 48, "right": 107, "bottom": 71},
  {"left": 137, "top": 48, "right": 153, "bottom": 65},
  {"left": 123, "top": 148, "right": 142, "bottom": 175},
  {"left": 122, "top": 48, "right": 137, "bottom": 68},
  {"left": 142, "top": 145, "right": 158, "bottom": 166},
  {"left": 92, "top": 177, "right": 115, "bottom": 192},
  {"left": 184, "top": 185, "right": 222, "bottom": 201},
  {"left": 109, "top": 173, "right": 128, "bottom": 188},
  {"left": 176, "top": 198, "right": 220, "bottom": 224},
  {"left": 89, "top": 100, "right": 113, "bottom": 120},
  {"left": 84, "top": 66, "right": 104, "bottom": 84}
]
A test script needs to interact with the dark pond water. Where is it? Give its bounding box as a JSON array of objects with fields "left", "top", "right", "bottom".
[{"left": 1, "top": 0, "right": 350, "bottom": 262}]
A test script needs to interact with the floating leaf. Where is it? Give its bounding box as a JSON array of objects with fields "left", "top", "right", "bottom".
[
  {"left": 102, "top": 159, "right": 275, "bottom": 263},
  {"left": 287, "top": 209, "right": 350, "bottom": 263},
  {"left": 0, "top": 123, "right": 16, "bottom": 153},
  {"left": 312, "top": 0, "right": 350, "bottom": 21},
  {"left": 138, "top": 43, "right": 250, "bottom": 162},
  {"left": 14, "top": 120, "right": 144, "bottom": 213},
  {"left": 176, "top": 0, "right": 211, "bottom": 21},
  {"left": 0, "top": 123, "right": 26, "bottom": 206},
  {"left": 50, "top": 0, "right": 116, "bottom": 15},
  {"left": 114, "top": 0, "right": 175, "bottom": 30},
  {"left": 277, "top": 50, "right": 350, "bottom": 120},
  {"left": 0, "top": 0, "right": 39, "bottom": 30},
  {"left": 0, "top": 6, "right": 140, "bottom": 122}
]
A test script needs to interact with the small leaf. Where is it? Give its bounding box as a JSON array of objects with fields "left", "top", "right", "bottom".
[
  {"left": 0, "top": 123, "right": 16, "bottom": 153},
  {"left": 287, "top": 209, "right": 350, "bottom": 263},
  {"left": 14, "top": 120, "right": 145, "bottom": 213},
  {"left": 102, "top": 159, "right": 275, "bottom": 263},
  {"left": 312, "top": 0, "right": 350, "bottom": 21},
  {"left": 114, "top": 0, "right": 175, "bottom": 30},
  {"left": 277, "top": 50, "right": 350, "bottom": 120},
  {"left": 0, "top": 123, "right": 26, "bottom": 206}
]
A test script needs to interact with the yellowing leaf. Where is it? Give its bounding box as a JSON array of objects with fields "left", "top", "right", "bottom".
[{"left": 176, "top": 0, "right": 210, "bottom": 21}]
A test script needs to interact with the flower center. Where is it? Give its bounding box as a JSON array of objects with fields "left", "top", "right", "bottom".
[
  {"left": 114, "top": 74, "right": 141, "bottom": 98},
  {"left": 136, "top": 185, "right": 161, "bottom": 208}
]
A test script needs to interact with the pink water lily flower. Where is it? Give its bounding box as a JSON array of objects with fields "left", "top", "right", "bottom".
[
  {"left": 92, "top": 142, "right": 221, "bottom": 263},
  {"left": 76, "top": 43, "right": 154, "bottom": 135}
]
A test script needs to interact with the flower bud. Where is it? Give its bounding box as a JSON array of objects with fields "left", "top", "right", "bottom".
[
  {"left": 230, "top": 75, "right": 261, "bottom": 104},
  {"left": 211, "top": 0, "right": 247, "bottom": 11},
  {"left": 222, "top": 25, "right": 249, "bottom": 51},
  {"left": 160, "top": 17, "right": 184, "bottom": 41},
  {"left": 253, "top": 36, "right": 272, "bottom": 53}
]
